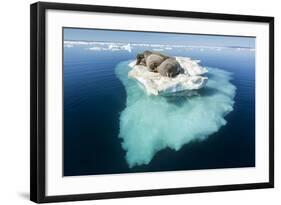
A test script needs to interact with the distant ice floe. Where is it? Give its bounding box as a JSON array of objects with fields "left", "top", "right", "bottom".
[
  {"left": 88, "top": 47, "right": 102, "bottom": 51},
  {"left": 236, "top": 47, "right": 255, "bottom": 52},
  {"left": 64, "top": 40, "right": 255, "bottom": 53},
  {"left": 108, "top": 43, "right": 132, "bottom": 52},
  {"left": 64, "top": 44, "right": 73, "bottom": 48},
  {"left": 152, "top": 48, "right": 165, "bottom": 52},
  {"left": 115, "top": 60, "right": 236, "bottom": 168},
  {"left": 64, "top": 41, "right": 132, "bottom": 52}
]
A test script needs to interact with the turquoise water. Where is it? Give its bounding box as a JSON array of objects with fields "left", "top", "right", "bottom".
[
  {"left": 116, "top": 61, "right": 236, "bottom": 167},
  {"left": 63, "top": 45, "right": 255, "bottom": 176}
]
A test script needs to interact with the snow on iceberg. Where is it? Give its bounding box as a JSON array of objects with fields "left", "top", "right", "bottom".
[
  {"left": 108, "top": 43, "right": 132, "bottom": 52},
  {"left": 128, "top": 57, "right": 208, "bottom": 96},
  {"left": 115, "top": 60, "right": 236, "bottom": 168}
]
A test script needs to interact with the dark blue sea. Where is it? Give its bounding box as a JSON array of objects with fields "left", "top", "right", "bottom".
[{"left": 63, "top": 44, "right": 255, "bottom": 176}]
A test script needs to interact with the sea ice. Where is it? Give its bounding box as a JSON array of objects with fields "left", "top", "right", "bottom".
[
  {"left": 128, "top": 57, "right": 208, "bottom": 96},
  {"left": 115, "top": 60, "right": 236, "bottom": 168}
]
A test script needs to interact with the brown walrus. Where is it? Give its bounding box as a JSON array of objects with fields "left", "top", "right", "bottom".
[
  {"left": 156, "top": 58, "right": 181, "bottom": 77},
  {"left": 135, "top": 51, "right": 181, "bottom": 77},
  {"left": 146, "top": 54, "right": 168, "bottom": 72},
  {"left": 136, "top": 50, "right": 168, "bottom": 71}
]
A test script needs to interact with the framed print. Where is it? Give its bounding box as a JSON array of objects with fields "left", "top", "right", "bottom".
[{"left": 30, "top": 2, "right": 274, "bottom": 203}]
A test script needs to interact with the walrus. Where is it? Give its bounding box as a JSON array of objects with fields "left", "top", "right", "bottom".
[
  {"left": 143, "top": 50, "right": 167, "bottom": 59},
  {"left": 135, "top": 51, "right": 181, "bottom": 77},
  {"left": 146, "top": 54, "right": 168, "bottom": 72},
  {"left": 156, "top": 58, "right": 181, "bottom": 77},
  {"left": 136, "top": 53, "right": 146, "bottom": 66},
  {"left": 136, "top": 51, "right": 168, "bottom": 65},
  {"left": 136, "top": 51, "right": 168, "bottom": 71}
]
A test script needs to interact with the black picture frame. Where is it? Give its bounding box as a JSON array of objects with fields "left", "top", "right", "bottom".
[{"left": 30, "top": 1, "right": 274, "bottom": 203}]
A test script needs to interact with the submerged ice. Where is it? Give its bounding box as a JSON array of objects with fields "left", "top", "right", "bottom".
[{"left": 115, "top": 60, "right": 236, "bottom": 168}]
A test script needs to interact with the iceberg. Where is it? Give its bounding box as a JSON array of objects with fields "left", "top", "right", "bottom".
[
  {"left": 115, "top": 60, "right": 236, "bottom": 168},
  {"left": 128, "top": 57, "right": 208, "bottom": 96},
  {"left": 108, "top": 43, "right": 132, "bottom": 52}
]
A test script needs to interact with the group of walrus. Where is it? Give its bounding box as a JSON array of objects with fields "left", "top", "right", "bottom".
[{"left": 136, "top": 51, "right": 182, "bottom": 78}]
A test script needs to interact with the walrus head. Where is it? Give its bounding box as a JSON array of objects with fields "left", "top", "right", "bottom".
[
  {"left": 147, "top": 62, "right": 158, "bottom": 72},
  {"left": 143, "top": 50, "right": 153, "bottom": 58},
  {"left": 136, "top": 53, "right": 144, "bottom": 65}
]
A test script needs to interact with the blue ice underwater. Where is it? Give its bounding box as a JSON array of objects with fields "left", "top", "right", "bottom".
[{"left": 115, "top": 60, "right": 236, "bottom": 168}]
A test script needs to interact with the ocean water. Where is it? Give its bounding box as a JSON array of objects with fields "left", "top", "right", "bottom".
[{"left": 63, "top": 43, "right": 255, "bottom": 176}]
